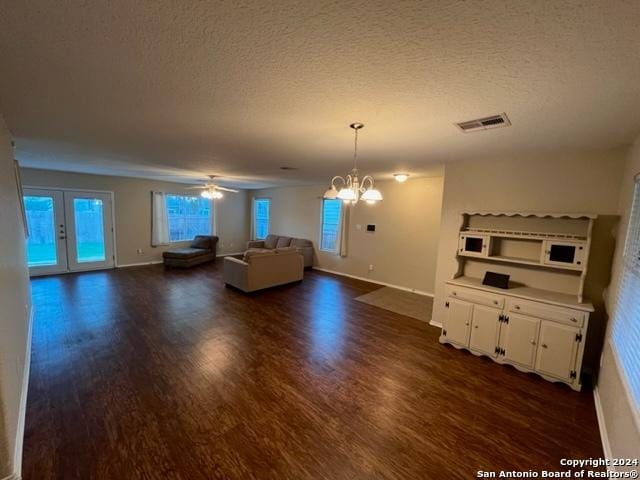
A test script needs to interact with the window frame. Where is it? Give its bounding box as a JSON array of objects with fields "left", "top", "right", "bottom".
[
  {"left": 611, "top": 173, "right": 640, "bottom": 428},
  {"left": 164, "top": 193, "right": 213, "bottom": 243},
  {"left": 253, "top": 197, "right": 271, "bottom": 241},
  {"left": 319, "top": 198, "right": 343, "bottom": 253}
]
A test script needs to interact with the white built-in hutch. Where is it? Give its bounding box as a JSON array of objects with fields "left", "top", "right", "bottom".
[{"left": 439, "top": 211, "right": 596, "bottom": 391}]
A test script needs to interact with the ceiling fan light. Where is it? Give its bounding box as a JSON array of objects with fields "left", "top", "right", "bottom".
[
  {"left": 394, "top": 173, "right": 409, "bottom": 183},
  {"left": 212, "top": 190, "right": 223, "bottom": 199},
  {"left": 337, "top": 188, "right": 356, "bottom": 201},
  {"left": 361, "top": 188, "right": 382, "bottom": 202},
  {"left": 200, "top": 190, "right": 212, "bottom": 199}
]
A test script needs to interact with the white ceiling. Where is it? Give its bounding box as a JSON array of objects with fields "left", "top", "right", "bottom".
[{"left": 1, "top": 0, "right": 639, "bottom": 188}]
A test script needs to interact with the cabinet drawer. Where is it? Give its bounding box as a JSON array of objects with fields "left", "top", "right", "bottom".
[
  {"left": 507, "top": 299, "right": 584, "bottom": 327},
  {"left": 447, "top": 285, "right": 504, "bottom": 309}
]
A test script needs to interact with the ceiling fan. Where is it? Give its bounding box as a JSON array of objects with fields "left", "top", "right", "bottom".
[{"left": 186, "top": 175, "right": 239, "bottom": 199}]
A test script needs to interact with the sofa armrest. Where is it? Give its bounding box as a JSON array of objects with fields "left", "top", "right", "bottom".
[
  {"left": 223, "top": 257, "right": 249, "bottom": 291},
  {"left": 247, "top": 240, "right": 265, "bottom": 249}
]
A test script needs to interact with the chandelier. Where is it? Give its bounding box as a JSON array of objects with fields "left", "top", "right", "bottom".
[{"left": 323, "top": 123, "right": 382, "bottom": 204}]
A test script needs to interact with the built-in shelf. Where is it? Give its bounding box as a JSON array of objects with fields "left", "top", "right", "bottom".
[
  {"left": 462, "top": 228, "right": 587, "bottom": 241},
  {"left": 448, "top": 276, "right": 594, "bottom": 311},
  {"left": 455, "top": 211, "right": 597, "bottom": 303},
  {"left": 459, "top": 252, "right": 584, "bottom": 271}
]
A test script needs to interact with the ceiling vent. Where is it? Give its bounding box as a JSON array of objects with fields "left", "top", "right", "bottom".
[{"left": 455, "top": 113, "right": 511, "bottom": 133}]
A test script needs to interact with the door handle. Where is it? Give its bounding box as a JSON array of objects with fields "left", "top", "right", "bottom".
[{"left": 59, "top": 236, "right": 66, "bottom": 240}]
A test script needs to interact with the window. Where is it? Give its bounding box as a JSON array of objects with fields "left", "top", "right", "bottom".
[
  {"left": 165, "top": 194, "right": 212, "bottom": 242},
  {"left": 612, "top": 177, "right": 640, "bottom": 423},
  {"left": 320, "top": 199, "right": 342, "bottom": 252},
  {"left": 253, "top": 198, "right": 270, "bottom": 240}
]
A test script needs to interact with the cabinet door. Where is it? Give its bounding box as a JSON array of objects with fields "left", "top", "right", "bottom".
[
  {"left": 534, "top": 321, "right": 579, "bottom": 381},
  {"left": 500, "top": 313, "right": 540, "bottom": 368},
  {"left": 469, "top": 305, "right": 502, "bottom": 357},
  {"left": 443, "top": 299, "right": 473, "bottom": 347}
]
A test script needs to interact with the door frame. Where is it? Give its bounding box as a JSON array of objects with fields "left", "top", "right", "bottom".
[{"left": 24, "top": 186, "right": 117, "bottom": 276}]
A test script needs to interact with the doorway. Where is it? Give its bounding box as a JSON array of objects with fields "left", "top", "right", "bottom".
[{"left": 23, "top": 188, "right": 115, "bottom": 276}]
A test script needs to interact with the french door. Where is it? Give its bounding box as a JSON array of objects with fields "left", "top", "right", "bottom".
[{"left": 23, "top": 188, "right": 115, "bottom": 276}]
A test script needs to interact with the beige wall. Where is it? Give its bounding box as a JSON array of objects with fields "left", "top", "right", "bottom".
[
  {"left": 596, "top": 137, "right": 640, "bottom": 463},
  {"left": 432, "top": 148, "right": 626, "bottom": 377},
  {"left": 20, "top": 168, "right": 250, "bottom": 265},
  {"left": 251, "top": 175, "right": 444, "bottom": 295},
  {"left": 0, "top": 116, "right": 32, "bottom": 477}
]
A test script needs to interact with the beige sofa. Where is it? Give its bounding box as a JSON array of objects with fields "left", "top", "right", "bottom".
[
  {"left": 223, "top": 248, "right": 304, "bottom": 292},
  {"left": 246, "top": 234, "right": 314, "bottom": 268}
]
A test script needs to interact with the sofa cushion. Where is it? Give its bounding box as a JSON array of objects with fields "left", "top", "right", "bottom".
[
  {"left": 163, "top": 247, "right": 210, "bottom": 259},
  {"left": 243, "top": 248, "right": 275, "bottom": 262},
  {"left": 264, "top": 234, "right": 279, "bottom": 249},
  {"left": 275, "top": 246, "right": 296, "bottom": 254},
  {"left": 291, "top": 238, "right": 312, "bottom": 248},
  {"left": 276, "top": 236, "right": 292, "bottom": 248},
  {"left": 190, "top": 235, "right": 213, "bottom": 250}
]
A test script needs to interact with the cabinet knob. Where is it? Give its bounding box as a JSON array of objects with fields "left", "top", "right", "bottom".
[
  {"left": 493, "top": 300, "right": 498, "bottom": 305},
  {"left": 474, "top": 325, "right": 479, "bottom": 329},
  {"left": 452, "top": 292, "right": 457, "bottom": 296},
  {"left": 541, "top": 344, "right": 548, "bottom": 348},
  {"left": 465, "top": 322, "right": 469, "bottom": 326},
  {"left": 570, "top": 317, "right": 577, "bottom": 323},
  {"left": 530, "top": 340, "right": 536, "bottom": 345}
]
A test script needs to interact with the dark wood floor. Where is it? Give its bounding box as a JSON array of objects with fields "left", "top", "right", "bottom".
[{"left": 24, "top": 261, "right": 603, "bottom": 479}]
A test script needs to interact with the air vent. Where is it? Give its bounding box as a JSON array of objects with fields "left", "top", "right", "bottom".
[{"left": 455, "top": 113, "right": 511, "bottom": 133}]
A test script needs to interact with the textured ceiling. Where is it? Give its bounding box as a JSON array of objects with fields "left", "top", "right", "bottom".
[{"left": 1, "top": 0, "right": 639, "bottom": 187}]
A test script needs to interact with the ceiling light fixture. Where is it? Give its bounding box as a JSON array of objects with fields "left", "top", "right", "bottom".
[
  {"left": 324, "top": 123, "right": 382, "bottom": 205},
  {"left": 394, "top": 173, "right": 410, "bottom": 183},
  {"left": 186, "top": 175, "right": 239, "bottom": 199}
]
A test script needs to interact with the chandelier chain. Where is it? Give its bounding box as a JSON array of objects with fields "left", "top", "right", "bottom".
[{"left": 353, "top": 127, "right": 358, "bottom": 170}]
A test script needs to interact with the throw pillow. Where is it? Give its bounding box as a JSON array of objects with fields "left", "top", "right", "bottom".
[
  {"left": 264, "top": 234, "right": 279, "bottom": 249},
  {"left": 276, "top": 236, "right": 292, "bottom": 248}
]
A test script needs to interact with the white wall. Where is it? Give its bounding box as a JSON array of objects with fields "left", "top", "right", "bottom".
[
  {"left": 251, "top": 175, "right": 444, "bottom": 295},
  {"left": 595, "top": 137, "right": 640, "bottom": 464},
  {"left": 20, "top": 168, "right": 250, "bottom": 265},
  {"left": 0, "top": 116, "right": 32, "bottom": 477}
]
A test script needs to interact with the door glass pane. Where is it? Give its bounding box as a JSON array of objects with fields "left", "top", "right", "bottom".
[
  {"left": 73, "top": 198, "right": 106, "bottom": 262},
  {"left": 24, "top": 196, "right": 57, "bottom": 267}
]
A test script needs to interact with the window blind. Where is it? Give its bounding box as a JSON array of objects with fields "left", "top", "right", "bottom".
[
  {"left": 165, "top": 194, "right": 212, "bottom": 242},
  {"left": 253, "top": 198, "right": 270, "bottom": 240},
  {"left": 320, "top": 199, "right": 342, "bottom": 252},
  {"left": 612, "top": 176, "right": 640, "bottom": 424}
]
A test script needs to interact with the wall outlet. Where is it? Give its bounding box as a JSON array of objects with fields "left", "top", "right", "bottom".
[
  {"left": 368, "top": 264, "right": 374, "bottom": 272},
  {"left": 136, "top": 248, "right": 144, "bottom": 254}
]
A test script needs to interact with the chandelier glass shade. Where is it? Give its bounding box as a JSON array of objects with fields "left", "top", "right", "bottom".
[{"left": 323, "top": 123, "right": 382, "bottom": 205}]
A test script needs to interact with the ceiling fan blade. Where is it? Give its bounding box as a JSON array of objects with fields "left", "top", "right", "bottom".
[
  {"left": 185, "top": 185, "right": 207, "bottom": 190},
  {"left": 216, "top": 186, "right": 239, "bottom": 193}
]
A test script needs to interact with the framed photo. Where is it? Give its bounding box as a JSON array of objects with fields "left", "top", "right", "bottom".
[{"left": 14, "top": 159, "right": 28, "bottom": 238}]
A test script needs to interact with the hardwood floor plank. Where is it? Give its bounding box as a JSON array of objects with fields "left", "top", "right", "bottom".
[{"left": 23, "top": 262, "right": 603, "bottom": 479}]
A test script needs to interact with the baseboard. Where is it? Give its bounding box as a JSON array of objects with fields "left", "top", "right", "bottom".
[
  {"left": 429, "top": 319, "right": 443, "bottom": 328},
  {"left": 8, "top": 305, "right": 34, "bottom": 480},
  {"left": 216, "top": 252, "right": 244, "bottom": 257},
  {"left": 593, "top": 386, "right": 614, "bottom": 468},
  {"left": 312, "top": 267, "right": 434, "bottom": 297},
  {"left": 116, "top": 260, "right": 163, "bottom": 268}
]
